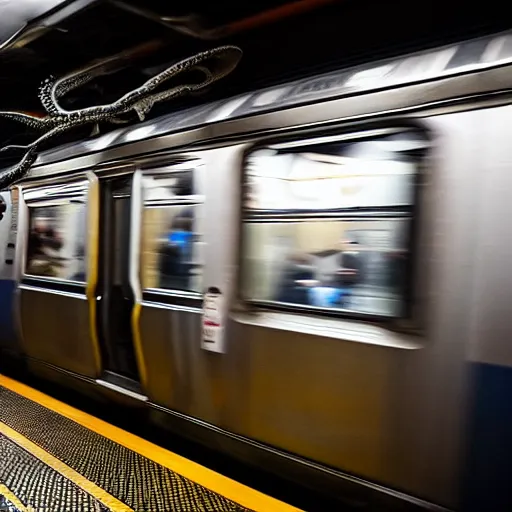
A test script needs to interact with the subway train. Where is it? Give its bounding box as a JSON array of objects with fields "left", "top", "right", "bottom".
[{"left": 1, "top": 28, "right": 512, "bottom": 512}]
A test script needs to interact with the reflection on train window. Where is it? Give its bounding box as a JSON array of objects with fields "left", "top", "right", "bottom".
[
  {"left": 245, "top": 220, "right": 409, "bottom": 317},
  {"left": 243, "top": 131, "right": 426, "bottom": 318},
  {"left": 140, "top": 204, "right": 204, "bottom": 293},
  {"left": 26, "top": 203, "right": 87, "bottom": 282},
  {"left": 142, "top": 168, "right": 199, "bottom": 202},
  {"left": 140, "top": 163, "right": 204, "bottom": 295}
]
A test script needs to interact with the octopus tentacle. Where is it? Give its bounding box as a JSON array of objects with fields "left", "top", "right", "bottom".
[
  {"left": 49, "top": 52, "right": 137, "bottom": 114},
  {"left": 50, "top": 46, "right": 241, "bottom": 117},
  {"left": 131, "top": 65, "right": 215, "bottom": 121},
  {"left": 0, "top": 147, "right": 38, "bottom": 189},
  {"left": 0, "top": 111, "right": 52, "bottom": 131},
  {"left": 39, "top": 76, "right": 60, "bottom": 116},
  {"left": 0, "top": 118, "right": 97, "bottom": 188},
  {"left": 0, "top": 144, "right": 30, "bottom": 153},
  {"left": 0, "top": 45, "right": 242, "bottom": 189}
]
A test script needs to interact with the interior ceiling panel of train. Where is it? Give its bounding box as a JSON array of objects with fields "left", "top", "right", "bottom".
[{"left": 0, "top": 0, "right": 507, "bottom": 155}]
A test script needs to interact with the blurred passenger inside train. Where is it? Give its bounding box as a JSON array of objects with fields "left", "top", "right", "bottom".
[
  {"left": 386, "top": 248, "right": 406, "bottom": 295},
  {"left": 158, "top": 210, "right": 194, "bottom": 290},
  {"left": 158, "top": 172, "right": 196, "bottom": 291},
  {"left": 71, "top": 244, "right": 86, "bottom": 282},
  {"left": 308, "top": 237, "right": 362, "bottom": 309},
  {"left": 276, "top": 252, "right": 316, "bottom": 305},
  {"left": 336, "top": 236, "right": 363, "bottom": 289},
  {"left": 276, "top": 235, "right": 364, "bottom": 309},
  {"left": 26, "top": 217, "right": 64, "bottom": 278}
]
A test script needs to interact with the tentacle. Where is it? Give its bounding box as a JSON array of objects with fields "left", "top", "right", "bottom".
[
  {"left": 0, "top": 117, "right": 98, "bottom": 188},
  {"left": 49, "top": 46, "right": 242, "bottom": 119},
  {"left": 51, "top": 71, "right": 98, "bottom": 113},
  {"left": 130, "top": 65, "right": 215, "bottom": 121},
  {"left": 0, "top": 144, "right": 30, "bottom": 153},
  {"left": 41, "top": 66, "right": 108, "bottom": 116},
  {"left": 109, "top": 47, "right": 241, "bottom": 118},
  {"left": 131, "top": 85, "right": 190, "bottom": 121},
  {"left": 49, "top": 55, "right": 138, "bottom": 116},
  {"left": 38, "top": 76, "right": 60, "bottom": 116},
  {"left": 0, "top": 111, "right": 51, "bottom": 131},
  {"left": 0, "top": 146, "right": 38, "bottom": 189}
]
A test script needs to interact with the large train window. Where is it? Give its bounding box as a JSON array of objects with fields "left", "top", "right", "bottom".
[
  {"left": 242, "top": 129, "right": 428, "bottom": 319},
  {"left": 23, "top": 176, "right": 92, "bottom": 286},
  {"left": 26, "top": 203, "right": 87, "bottom": 281},
  {"left": 139, "top": 160, "right": 205, "bottom": 296}
]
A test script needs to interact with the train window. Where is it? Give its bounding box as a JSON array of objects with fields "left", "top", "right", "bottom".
[
  {"left": 242, "top": 129, "right": 428, "bottom": 319},
  {"left": 140, "top": 161, "right": 205, "bottom": 295},
  {"left": 25, "top": 202, "right": 87, "bottom": 282}
]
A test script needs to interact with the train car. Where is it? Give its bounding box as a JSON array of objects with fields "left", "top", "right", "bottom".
[{"left": 1, "top": 28, "right": 512, "bottom": 512}]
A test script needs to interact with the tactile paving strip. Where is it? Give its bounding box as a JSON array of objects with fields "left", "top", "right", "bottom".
[
  {"left": 0, "top": 433, "right": 108, "bottom": 512},
  {"left": 0, "top": 386, "right": 252, "bottom": 512}
]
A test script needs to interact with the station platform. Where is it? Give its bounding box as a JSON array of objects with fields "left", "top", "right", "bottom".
[{"left": 0, "top": 375, "right": 301, "bottom": 512}]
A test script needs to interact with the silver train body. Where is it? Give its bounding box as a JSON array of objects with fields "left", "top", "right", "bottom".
[{"left": 2, "top": 29, "right": 512, "bottom": 512}]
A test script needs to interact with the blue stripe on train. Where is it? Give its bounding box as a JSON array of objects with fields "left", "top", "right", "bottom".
[
  {"left": 0, "top": 279, "right": 17, "bottom": 350},
  {"left": 462, "top": 362, "right": 512, "bottom": 511}
]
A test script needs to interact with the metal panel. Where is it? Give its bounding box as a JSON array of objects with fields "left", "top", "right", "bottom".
[
  {"left": 19, "top": 286, "right": 97, "bottom": 377},
  {"left": 0, "top": 192, "right": 14, "bottom": 281},
  {"left": 467, "top": 106, "right": 512, "bottom": 367},
  {"left": 138, "top": 304, "right": 227, "bottom": 422},
  {"left": 380, "top": 111, "right": 483, "bottom": 504},
  {"left": 237, "top": 322, "right": 397, "bottom": 478},
  {"left": 138, "top": 304, "right": 192, "bottom": 410},
  {"left": 0, "top": 191, "right": 19, "bottom": 352},
  {"left": 460, "top": 109, "right": 512, "bottom": 508}
]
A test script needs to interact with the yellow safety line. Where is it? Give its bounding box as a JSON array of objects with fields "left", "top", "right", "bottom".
[
  {"left": 0, "top": 483, "right": 30, "bottom": 512},
  {"left": 0, "top": 421, "right": 133, "bottom": 512},
  {"left": 0, "top": 375, "right": 302, "bottom": 512}
]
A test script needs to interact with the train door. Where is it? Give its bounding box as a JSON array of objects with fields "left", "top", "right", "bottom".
[
  {"left": 130, "top": 159, "right": 206, "bottom": 410},
  {"left": 95, "top": 172, "right": 142, "bottom": 394}
]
